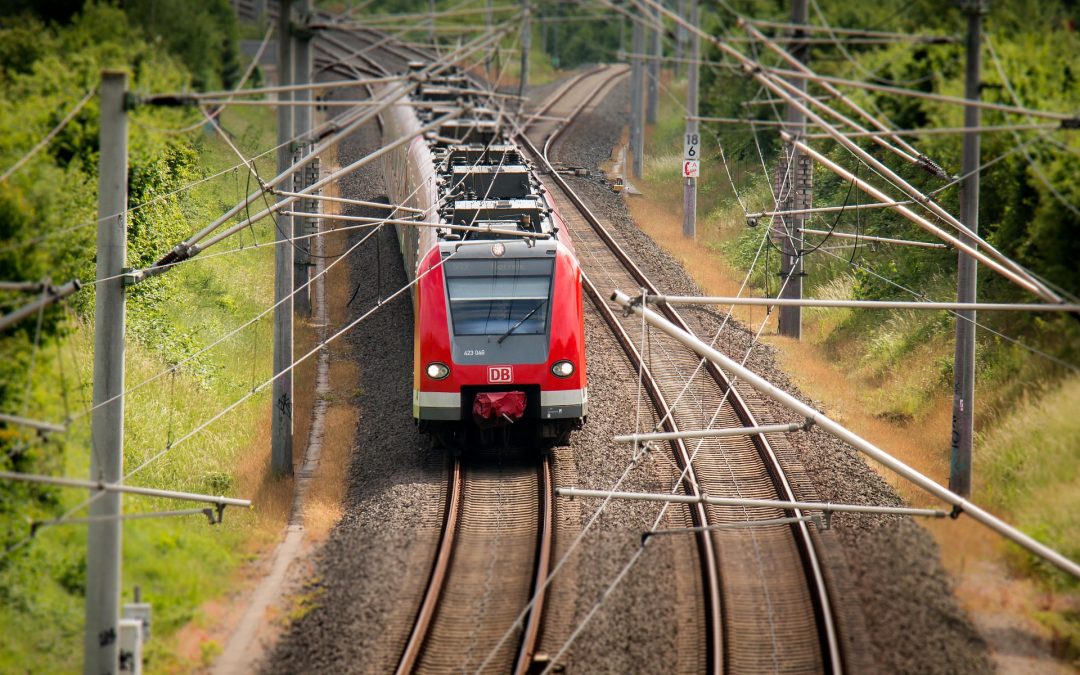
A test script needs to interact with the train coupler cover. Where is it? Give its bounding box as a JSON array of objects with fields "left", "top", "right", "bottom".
[{"left": 472, "top": 391, "right": 526, "bottom": 428}]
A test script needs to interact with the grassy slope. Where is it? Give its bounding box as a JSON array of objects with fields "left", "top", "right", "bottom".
[
  {"left": 632, "top": 70, "right": 1080, "bottom": 653},
  {"left": 0, "top": 106, "right": 284, "bottom": 673}
]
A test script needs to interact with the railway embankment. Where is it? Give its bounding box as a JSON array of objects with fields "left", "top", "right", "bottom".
[
  {"left": 556, "top": 71, "right": 996, "bottom": 673},
  {"left": 604, "top": 71, "right": 1080, "bottom": 670}
]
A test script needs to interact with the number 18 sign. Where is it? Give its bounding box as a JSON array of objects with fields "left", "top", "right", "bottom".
[
  {"left": 682, "top": 132, "right": 701, "bottom": 178},
  {"left": 684, "top": 132, "right": 699, "bottom": 160}
]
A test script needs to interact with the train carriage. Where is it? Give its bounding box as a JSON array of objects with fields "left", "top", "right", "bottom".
[{"left": 379, "top": 68, "right": 587, "bottom": 447}]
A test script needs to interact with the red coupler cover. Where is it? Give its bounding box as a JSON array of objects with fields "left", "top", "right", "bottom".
[{"left": 472, "top": 391, "right": 526, "bottom": 428}]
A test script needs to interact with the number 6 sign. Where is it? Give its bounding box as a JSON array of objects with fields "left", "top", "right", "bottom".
[{"left": 683, "top": 132, "right": 699, "bottom": 160}]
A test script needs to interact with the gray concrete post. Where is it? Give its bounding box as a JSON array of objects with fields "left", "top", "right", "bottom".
[
  {"left": 85, "top": 69, "right": 128, "bottom": 675},
  {"left": 293, "top": 0, "right": 312, "bottom": 318},
  {"left": 646, "top": 5, "right": 660, "bottom": 124},
  {"left": 272, "top": 0, "right": 294, "bottom": 475},
  {"left": 777, "top": 0, "right": 808, "bottom": 339},
  {"left": 950, "top": 0, "right": 986, "bottom": 498},
  {"left": 682, "top": 0, "right": 699, "bottom": 238},
  {"left": 519, "top": 2, "right": 531, "bottom": 104},
  {"left": 631, "top": 17, "right": 645, "bottom": 178}
]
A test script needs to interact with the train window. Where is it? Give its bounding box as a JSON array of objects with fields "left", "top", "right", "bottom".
[{"left": 444, "top": 258, "right": 554, "bottom": 336}]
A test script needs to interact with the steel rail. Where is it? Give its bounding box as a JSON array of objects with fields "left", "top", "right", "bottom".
[
  {"left": 395, "top": 455, "right": 463, "bottom": 675},
  {"left": 541, "top": 66, "right": 629, "bottom": 160},
  {"left": 578, "top": 267, "right": 725, "bottom": 675},
  {"left": 519, "top": 70, "right": 726, "bottom": 674},
  {"left": 518, "top": 72, "right": 843, "bottom": 673},
  {"left": 394, "top": 452, "right": 555, "bottom": 675},
  {"left": 513, "top": 454, "right": 555, "bottom": 675}
]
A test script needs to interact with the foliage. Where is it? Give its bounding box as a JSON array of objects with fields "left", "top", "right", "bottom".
[{"left": 0, "top": 2, "right": 279, "bottom": 671}]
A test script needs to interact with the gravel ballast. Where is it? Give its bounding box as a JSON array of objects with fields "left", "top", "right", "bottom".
[
  {"left": 266, "top": 64, "right": 991, "bottom": 673},
  {"left": 553, "top": 73, "right": 992, "bottom": 674}
]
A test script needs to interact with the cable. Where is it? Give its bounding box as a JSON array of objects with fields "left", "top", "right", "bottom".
[
  {"left": 0, "top": 86, "right": 96, "bottom": 185},
  {"left": 800, "top": 163, "right": 857, "bottom": 256},
  {"left": 985, "top": 35, "right": 1080, "bottom": 220}
]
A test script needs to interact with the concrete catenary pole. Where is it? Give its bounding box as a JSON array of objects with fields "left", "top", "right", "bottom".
[
  {"left": 675, "top": 0, "right": 686, "bottom": 78},
  {"left": 485, "top": 0, "right": 493, "bottom": 72},
  {"left": 519, "top": 1, "right": 532, "bottom": 104},
  {"left": 682, "top": 0, "right": 699, "bottom": 239},
  {"left": 428, "top": 0, "right": 436, "bottom": 45},
  {"left": 273, "top": 0, "right": 294, "bottom": 475},
  {"left": 85, "top": 69, "right": 128, "bottom": 675},
  {"left": 293, "top": 0, "right": 312, "bottom": 318},
  {"left": 631, "top": 15, "right": 645, "bottom": 178},
  {"left": 776, "top": 0, "right": 809, "bottom": 339},
  {"left": 646, "top": 4, "right": 660, "bottom": 124},
  {"left": 950, "top": 0, "right": 986, "bottom": 498}
]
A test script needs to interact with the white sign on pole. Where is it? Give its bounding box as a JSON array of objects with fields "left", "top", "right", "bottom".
[
  {"left": 683, "top": 132, "right": 699, "bottom": 160},
  {"left": 682, "top": 160, "right": 700, "bottom": 178}
]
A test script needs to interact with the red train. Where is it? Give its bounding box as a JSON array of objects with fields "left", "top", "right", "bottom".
[{"left": 381, "top": 68, "right": 587, "bottom": 446}]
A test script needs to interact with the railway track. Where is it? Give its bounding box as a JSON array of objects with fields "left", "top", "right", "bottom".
[
  {"left": 517, "top": 65, "right": 843, "bottom": 674},
  {"left": 396, "top": 451, "right": 555, "bottom": 675},
  {"left": 264, "top": 7, "right": 842, "bottom": 668}
]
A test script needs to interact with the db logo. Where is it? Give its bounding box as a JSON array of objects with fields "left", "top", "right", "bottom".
[{"left": 488, "top": 366, "right": 513, "bottom": 383}]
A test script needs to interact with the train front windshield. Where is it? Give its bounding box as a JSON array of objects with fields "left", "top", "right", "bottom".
[{"left": 444, "top": 258, "right": 554, "bottom": 337}]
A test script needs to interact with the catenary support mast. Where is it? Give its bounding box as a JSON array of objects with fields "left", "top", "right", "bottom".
[
  {"left": 951, "top": 0, "right": 987, "bottom": 497},
  {"left": 646, "top": 3, "right": 660, "bottom": 124},
  {"left": 631, "top": 14, "right": 645, "bottom": 178},
  {"left": 293, "top": 0, "right": 313, "bottom": 318},
  {"left": 682, "top": 0, "right": 699, "bottom": 238},
  {"left": 85, "top": 69, "right": 128, "bottom": 675},
  {"left": 272, "top": 0, "right": 295, "bottom": 475},
  {"left": 777, "top": 0, "right": 809, "bottom": 338}
]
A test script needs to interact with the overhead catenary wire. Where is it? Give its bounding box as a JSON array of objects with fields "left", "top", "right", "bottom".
[
  {"left": 760, "top": 62, "right": 1080, "bottom": 123},
  {"left": 478, "top": 46, "right": 805, "bottom": 668},
  {"left": 785, "top": 131, "right": 1062, "bottom": 300},
  {"left": 150, "top": 17, "right": 519, "bottom": 269},
  {"left": 612, "top": 290, "right": 1080, "bottom": 580},
  {"left": 0, "top": 86, "right": 96, "bottom": 185},
  {"left": 0, "top": 280, "right": 82, "bottom": 333},
  {"left": 698, "top": 18, "right": 1064, "bottom": 300},
  {"left": 984, "top": 35, "right": 1080, "bottom": 220},
  {"left": 745, "top": 16, "right": 958, "bottom": 42}
]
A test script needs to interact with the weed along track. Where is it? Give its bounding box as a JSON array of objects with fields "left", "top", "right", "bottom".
[
  {"left": 397, "top": 450, "right": 555, "bottom": 675},
  {"left": 520, "top": 70, "right": 842, "bottom": 673}
]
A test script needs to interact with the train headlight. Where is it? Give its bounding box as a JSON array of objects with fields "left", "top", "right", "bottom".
[
  {"left": 426, "top": 362, "right": 451, "bottom": 380},
  {"left": 551, "top": 360, "right": 575, "bottom": 378}
]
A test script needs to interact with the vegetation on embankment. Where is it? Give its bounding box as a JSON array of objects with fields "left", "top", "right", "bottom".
[
  {"left": 0, "top": 3, "right": 292, "bottom": 671},
  {"left": 629, "top": 0, "right": 1080, "bottom": 658}
]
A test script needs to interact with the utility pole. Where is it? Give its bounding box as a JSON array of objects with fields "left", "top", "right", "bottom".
[
  {"left": 631, "top": 15, "right": 644, "bottom": 178},
  {"left": 675, "top": 0, "right": 687, "bottom": 78},
  {"left": 428, "top": 0, "right": 436, "bottom": 45},
  {"left": 519, "top": 1, "right": 531, "bottom": 103},
  {"left": 85, "top": 69, "right": 128, "bottom": 675},
  {"left": 485, "top": 0, "right": 493, "bottom": 73},
  {"left": 950, "top": 0, "right": 986, "bottom": 498},
  {"left": 618, "top": 13, "right": 625, "bottom": 59},
  {"left": 293, "top": 0, "right": 312, "bottom": 318},
  {"left": 776, "top": 0, "right": 809, "bottom": 339},
  {"left": 272, "top": 0, "right": 294, "bottom": 475},
  {"left": 682, "top": 0, "right": 699, "bottom": 238},
  {"left": 646, "top": 4, "right": 660, "bottom": 124}
]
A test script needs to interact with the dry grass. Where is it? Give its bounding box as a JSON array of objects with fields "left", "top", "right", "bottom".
[
  {"left": 767, "top": 334, "right": 954, "bottom": 505},
  {"left": 299, "top": 179, "right": 359, "bottom": 541},
  {"left": 623, "top": 185, "right": 777, "bottom": 334},
  {"left": 235, "top": 415, "right": 295, "bottom": 529},
  {"left": 303, "top": 362, "right": 357, "bottom": 539}
]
